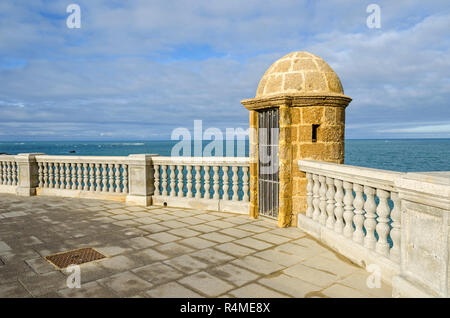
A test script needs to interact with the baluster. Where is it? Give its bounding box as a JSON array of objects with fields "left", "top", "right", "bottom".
[
  {"left": 83, "top": 163, "right": 89, "bottom": 191},
  {"left": 1, "top": 162, "right": 4, "bottom": 185},
  {"left": 312, "top": 174, "right": 321, "bottom": 221},
  {"left": 122, "top": 164, "right": 128, "bottom": 193},
  {"left": 231, "top": 166, "right": 238, "bottom": 201},
  {"left": 107, "top": 164, "right": 114, "bottom": 193},
  {"left": 334, "top": 179, "right": 344, "bottom": 233},
  {"left": 376, "top": 189, "right": 391, "bottom": 257},
  {"left": 352, "top": 183, "right": 365, "bottom": 244},
  {"left": 390, "top": 192, "right": 401, "bottom": 262},
  {"left": 7, "top": 162, "right": 11, "bottom": 185},
  {"left": 326, "top": 177, "right": 336, "bottom": 229},
  {"left": 2, "top": 162, "right": 7, "bottom": 185},
  {"left": 114, "top": 164, "right": 121, "bottom": 193},
  {"left": 6, "top": 162, "right": 10, "bottom": 185},
  {"left": 319, "top": 175, "right": 327, "bottom": 225},
  {"left": 305, "top": 173, "right": 313, "bottom": 218},
  {"left": 43, "top": 162, "right": 49, "bottom": 187},
  {"left": 3, "top": 162, "right": 7, "bottom": 185},
  {"left": 161, "top": 165, "right": 168, "bottom": 196},
  {"left": 54, "top": 163, "right": 61, "bottom": 189},
  {"left": 177, "top": 165, "right": 184, "bottom": 198},
  {"left": 59, "top": 163, "right": 64, "bottom": 189},
  {"left": 37, "top": 162, "right": 43, "bottom": 188},
  {"left": 77, "top": 163, "right": 83, "bottom": 190},
  {"left": 242, "top": 166, "right": 249, "bottom": 202},
  {"left": 169, "top": 165, "right": 176, "bottom": 197},
  {"left": 101, "top": 163, "right": 108, "bottom": 192},
  {"left": 4, "top": 162, "right": 8, "bottom": 185},
  {"left": 222, "top": 166, "right": 229, "bottom": 200},
  {"left": 195, "top": 166, "right": 201, "bottom": 199},
  {"left": 0, "top": 161, "right": 7, "bottom": 184},
  {"left": 153, "top": 164, "right": 160, "bottom": 196},
  {"left": 343, "top": 181, "right": 354, "bottom": 238},
  {"left": 204, "top": 166, "right": 211, "bottom": 199},
  {"left": 90, "top": 163, "right": 96, "bottom": 192},
  {"left": 94, "top": 163, "right": 101, "bottom": 192},
  {"left": 2, "top": 162, "right": 6, "bottom": 185},
  {"left": 48, "top": 163, "right": 54, "bottom": 188},
  {"left": 363, "top": 186, "right": 377, "bottom": 250},
  {"left": 64, "top": 163, "right": 70, "bottom": 190},
  {"left": 71, "top": 163, "right": 77, "bottom": 190},
  {"left": 213, "top": 166, "right": 220, "bottom": 199},
  {"left": 186, "top": 165, "right": 193, "bottom": 198},
  {"left": 11, "top": 162, "right": 17, "bottom": 186}
]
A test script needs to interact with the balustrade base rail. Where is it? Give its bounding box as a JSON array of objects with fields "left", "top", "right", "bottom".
[
  {"left": 152, "top": 195, "right": 249, "bottom": 214},
  {"left": 0, "top": 184, "right": 17, "bottom": 194},
  {"left": 36, "top": 187, "right": 128, "bottom": 202}
]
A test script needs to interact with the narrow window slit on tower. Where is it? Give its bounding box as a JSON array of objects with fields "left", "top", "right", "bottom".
[{"left": 312, "top": 124, "right": 319, "bottom": 143}]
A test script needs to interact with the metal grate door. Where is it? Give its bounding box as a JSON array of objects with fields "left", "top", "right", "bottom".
[{"left": 258, "top": 108, "right": 279, "bottom": 218}]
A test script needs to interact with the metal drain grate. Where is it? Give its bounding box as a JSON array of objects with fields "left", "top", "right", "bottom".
[{"left": 45, "top": 247, "right": 106, "bottom": 269}]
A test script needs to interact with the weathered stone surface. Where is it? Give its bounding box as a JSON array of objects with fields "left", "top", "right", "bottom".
[
  {"left": 0, "top": 194, "right": 390, "bottom": 298},
  {"left": 214, "top": 242, "right": 256, "bottom": 258},
  {"left": 146, "top": 282, "right": 202, "bottom": 298},
  {"left": 100, "top": 255, "right": 140, "bottom": 272},
  {"left": 259, "top": 274, "right": 319, "bottom": 297},
  {"left": 230, "top": 283, "right": 287, "bottom": 298},
  {"left": 58, "top": 281, "right": 118, "bottom": 298},
  {"left": 284, "top": 263, "right": 337, "bottom": 287},
  {"left": 231, "top": 256, "right": 284, "bottom": 275},
  {"left": 179, "top": 271, "right": 234, "bottom": 297},
  {"left": 154, "top": 242, "right": 194, "bottom": 257},
  {"left": 98, "top": 271, "right": 153, "bottom": 297},
  {"left": 254, "top": 249, "right": 304, "bottom": 267},
  {"left": 254, "top": 51, "right": 345, "bottom": 97},
  {"left": 133, "top": 262, "right": 183, "bottom": 285},
  {"left": 190, "top": 248, "right": 234, "bottom": 265},
  {"left": 179, "top": 237, "right": 216, "bottom": 249},
  {"left": 322, "top": 283, "right": 371, "bottom": 298},
  {"left": 164, "top": 255, "right": 209, "bottom": 274},
  {"left": 209, "top": 263, "right": 259, "bottom": 287},
  {"left": 25, "top": 257, "right": 56, "bottom": 274},
  {"left": 234, "top": 237, "right": 273, "bottom": 251}
]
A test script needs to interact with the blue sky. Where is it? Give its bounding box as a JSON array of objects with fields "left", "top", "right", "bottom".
[{"left": 0, "top": 0, "right": 449, "bottom": 140}]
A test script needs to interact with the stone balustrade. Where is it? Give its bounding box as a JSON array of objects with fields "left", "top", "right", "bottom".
[
  {"left": 0, "top": 155, "right": 19, "bottom": 192},
  {"left": 297, "top": 159, "right": 450, "bottom": 298},
  {"left": 151, "top": 156, "right": 250, "bottom": 213},
  {"left": 0, "top": 153, "right": 249, "bottom": 213},
  {"left": 35, "top": 155, "right": 130, "bottom": 199}
]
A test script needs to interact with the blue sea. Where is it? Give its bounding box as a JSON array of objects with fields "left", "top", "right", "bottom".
[{"left": 0, "top": 139, "right": 449, "bottom": 172}]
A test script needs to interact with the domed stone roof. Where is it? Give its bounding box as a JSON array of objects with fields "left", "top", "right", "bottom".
[{"left": 256, "top": 51, "right": 344, "bottom": 98}]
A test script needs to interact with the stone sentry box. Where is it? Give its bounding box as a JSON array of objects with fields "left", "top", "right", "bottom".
[{"left": 241, "top": 51, "right": 352, "bottom": 227}]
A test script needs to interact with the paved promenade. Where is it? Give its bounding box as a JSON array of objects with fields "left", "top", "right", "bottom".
[{"left": 0, "top": 194, "right": 391, "bottom": 298}]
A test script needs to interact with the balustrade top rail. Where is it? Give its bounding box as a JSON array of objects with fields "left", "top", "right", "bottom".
[
  {"left": 298, "top": 159, "right": 403, "bottom": 192},
  {"left": 0, "top": 155, "right": 17, "bottom": 161},
  {"left": 35, "top": 155, "right": 131, "bottom": 164},
  {"left": 152, "top": 156, "right": 249, "bottom": 166}
]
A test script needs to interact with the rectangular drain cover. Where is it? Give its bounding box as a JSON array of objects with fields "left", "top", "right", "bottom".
[{"left": 46, "top": 247, "right": 106, "bottom": 269}]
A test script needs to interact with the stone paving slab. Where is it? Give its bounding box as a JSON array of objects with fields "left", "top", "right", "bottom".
[{"left": 0, "top": 193, "right": 392, "bottom": 298}]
